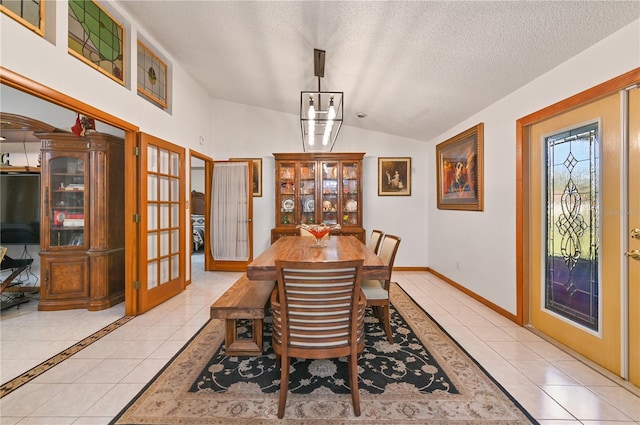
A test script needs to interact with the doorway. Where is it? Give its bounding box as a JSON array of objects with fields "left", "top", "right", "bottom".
[
  {"left": 517, "top": 69, "right": 640, "bottom": 385},
  {"left": 190, "top": 150, "right": 212, "bottom": 278}
]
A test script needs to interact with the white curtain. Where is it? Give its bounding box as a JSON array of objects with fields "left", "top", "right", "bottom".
[{"left": 210, "top": 162, "right": 249, "bottom": 261}]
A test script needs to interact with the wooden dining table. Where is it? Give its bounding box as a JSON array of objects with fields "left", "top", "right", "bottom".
[{"left": 246, "top": 235, "right": 388, "bottom": 281}]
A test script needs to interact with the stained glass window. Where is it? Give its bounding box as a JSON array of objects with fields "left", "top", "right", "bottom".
[
  {"left": 137, "top": 40, "right": 168, "bottom": 108},
  {"left": 0, "top": 0, "right": 44, "bottom": 36},
  {"left": 545, "top": 122, "right": 600, "bottom": 331},
  {"left": 68, "top": 0, "right": 124, "bottom": 84}
]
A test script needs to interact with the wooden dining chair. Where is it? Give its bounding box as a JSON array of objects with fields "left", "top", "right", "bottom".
[
  {"left": 367, "top": 229, "right": 384, "bottom": 254},
  {"left": 361, "top": 234, "right": 401, "bottom": 343},
  {"left": 271, "top": 259, "right": 366, "bottom": 418}
]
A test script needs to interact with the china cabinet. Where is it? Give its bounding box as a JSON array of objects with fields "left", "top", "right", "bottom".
[
  {"left": 37, "top": 131, "right": 125, "bottom": 311},
  {"left": 271, "top": 152, "right": 365, "bottom": 243}
]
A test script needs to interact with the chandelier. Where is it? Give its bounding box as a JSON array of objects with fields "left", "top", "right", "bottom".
[{"left": 300, "top": 49, "right": 343, "bottom": 152}]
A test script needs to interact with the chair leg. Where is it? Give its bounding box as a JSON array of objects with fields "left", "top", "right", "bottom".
[
  {"left": 278, "top": 356, "right": 289, "bottom": 418},
  {"left": 348, "top": 354, "right": 361, "bottom": 416},
  {"left": 383, "top": 305, "right": 393, "bottom": 343}
]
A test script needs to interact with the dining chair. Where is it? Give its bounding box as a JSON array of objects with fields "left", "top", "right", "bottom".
[
  {"left": 271, "top": 259, "right": 366, "bottom": 418},
  {"left": 360, "top": 234, "right": 401, "bottom": 344},
  {"left": 367, "top": 229, "right": 384, "bottom": 254}
]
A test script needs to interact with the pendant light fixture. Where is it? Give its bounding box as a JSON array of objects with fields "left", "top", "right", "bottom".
[{"left": 300, "top": 49, "right": 343, "bottom": 152}]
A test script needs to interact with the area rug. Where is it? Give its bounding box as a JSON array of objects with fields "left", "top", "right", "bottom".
[{"left": 112, "top": 284, "right": 537, "bottom": 424}]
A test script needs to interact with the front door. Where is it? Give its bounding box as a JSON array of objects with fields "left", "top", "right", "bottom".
[
  {"left": 138, "top": 133, "right": 186, "bottom": 313},
  {"left": 529, "top": 86, "right": 639, "bottom": 383}
]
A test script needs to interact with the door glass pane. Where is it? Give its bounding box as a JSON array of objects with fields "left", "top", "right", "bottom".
[
  {"left": 147, "top": 146, "right": 157, "bottom": 171},
  {"left": 170, "top": 177, "right": 179, "bottom": 201},
  {"left": 159, "top": 148, "right": 169, "bottom": 174},
  {"left": 171, "top": 204, "right": 179, "bottom": 227},
  {"left": 160, "top": 204, "right": 169, "bottom": 228},
  {"left": 171, "top": 229, "right": 179, "bottom": 253},
  {"left": 160, "top": 257, "right": 169, "bottom": 284},
  {"left": 170, "top": 152, "right": 180, "bottom": 176},
  {"left": 160, "top": 230, "right": 169, "bottom": 256},
  {"left": 171, "top": 254, "right": 179, "bottom": 279},
  {"left": 147, "top": 204, "right": 158, "bottom": 230},
  {"left": 159, "top": 176, "right": 169, "bottom": 201},
  {"left": 147, "top": 232, "right": 158, "bottom": 259},
  {"left": 147, "top": 175, "right": 158, "bottom": 201},
  {"left": 148, "top": 261, "right": 158, "bottom": 289},
  {"left": 545, "top": 122, "right": 599, "bottom": 331}
]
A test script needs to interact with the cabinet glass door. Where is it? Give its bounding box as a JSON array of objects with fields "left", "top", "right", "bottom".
[
  {"left": 321, "top": 161, "right": 339, "bottom": 225},
  {"left": 299, "top": 161, "right": 316, "bottom": 224},
  {"left": 278, "top": 162, "right": 296, "bottom": 225},
  {"left": 341, "top": 161, "right": 359, "bottom": 226},
  {"left": 48, "top": 156, "right": 86, "bottom": 247}
]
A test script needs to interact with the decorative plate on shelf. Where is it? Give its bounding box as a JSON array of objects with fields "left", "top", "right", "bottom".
[
  {"left": 304, "top": 198, "right": 315, "bottom": 212},
  {"left": 345, "top": 199, "right": 358, "bottom": 212},
  {"left": 282, "top": 198, "right": 294, "bottom": 212}
]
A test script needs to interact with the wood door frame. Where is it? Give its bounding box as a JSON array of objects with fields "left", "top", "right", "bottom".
[
  {"left": 0, "top": 67, "right": 141, "bottom": 316},
  {"left": 515, "top": 67, "right": 640, "bottom": 326},
  {"left": 189, "top": 149, "right": 213, "bottom": 275}
]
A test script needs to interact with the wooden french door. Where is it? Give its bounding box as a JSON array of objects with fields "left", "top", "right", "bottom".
[
  {"left": 138, "top": 133, "right": 186, "bottom": 313},
  {"left": 528, "top": 86, "right": 639, "bottom": 383}
]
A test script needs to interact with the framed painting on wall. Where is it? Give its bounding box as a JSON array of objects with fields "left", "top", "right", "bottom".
[
  {"left": 436, "top": 123, "right": 484, "bottom": 211},
  {"left": 231, "top": 158, "right": 262, "bottom": 197},
  {"left": 378, "top": 157, "right": 411, "bottom": 196}
]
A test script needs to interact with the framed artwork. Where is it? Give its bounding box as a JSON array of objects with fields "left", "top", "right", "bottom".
[
  {"left": 231, "top": 158, "right": 262, "bottom": 197},
  {"left": 378, "top": 157, "right": 411, "bottom": 196},
  {"left": 436, "top": 123, "right": 484, "bottom": 211},
  {"left": 68, "top": 0, "right": 125, "bottom": 84}
]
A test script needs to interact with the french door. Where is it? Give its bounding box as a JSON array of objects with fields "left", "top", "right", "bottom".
[
  {"left": 138, "top": 133, "right": 186, "bottom": 313},
  {"left": 528, "top": 86, "right": 639, "bottom": 384}
]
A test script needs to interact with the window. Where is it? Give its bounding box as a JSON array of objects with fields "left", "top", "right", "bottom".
[
  {"left": 137, "top": 40, "right": 168, "bottom": 108},
  {"left": 0, "top": 0, "right": 44, "bottom": 36}
]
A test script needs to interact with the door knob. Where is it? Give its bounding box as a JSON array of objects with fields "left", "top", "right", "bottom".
[
  {"left": 631, "top": 228, "right": 640, "bottom": 239},
  {"left": 625, "top": 249, "right": 640, "bottom": 260}
]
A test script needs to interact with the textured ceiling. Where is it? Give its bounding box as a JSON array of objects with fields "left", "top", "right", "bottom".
[{"left": 118, "top": 1, "right": 639, "bottom": 143}]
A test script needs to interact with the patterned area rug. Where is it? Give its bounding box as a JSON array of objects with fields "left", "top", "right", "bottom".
[{"left": 112, "top": 284, "right": 537, "bottom": 424}]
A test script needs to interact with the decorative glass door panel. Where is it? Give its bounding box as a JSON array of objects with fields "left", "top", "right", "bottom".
[
  {"left": 139, "top": 133, "right": 185, "bottom": 313},
  {"left": 48, "top": 155, "right": 87, "bottom": 248}
]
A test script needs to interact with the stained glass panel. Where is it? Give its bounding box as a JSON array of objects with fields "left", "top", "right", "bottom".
[
  {"left": 545, "top": 123, "right": 599, "bottom": 331},
  {"left": 0, "top": 0, "right": 43, "bottom": 35},
  {"left": 137, "top": 40, "right": 168, "bottom": 108},
  {"left": 68, "top": 0, "right": 124, "bottom": 84}
]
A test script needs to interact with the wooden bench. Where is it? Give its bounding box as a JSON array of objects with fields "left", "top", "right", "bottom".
[{"left": 210, "top": 274, "right": 275, "bottom": 356}]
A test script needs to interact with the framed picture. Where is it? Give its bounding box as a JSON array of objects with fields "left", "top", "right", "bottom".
[
  {"left": 436, "top": 123, "right": 484, "bottom": 211},
  {"left": 231, "top": 158, "right": 262, "bottom": 197},
  {"left": 378, "top": 157, "right": 411, "bottom": 196}
]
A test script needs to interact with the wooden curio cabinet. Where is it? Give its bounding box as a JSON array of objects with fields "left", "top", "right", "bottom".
[
  {"left": 271, "top": 152, "right": 365, "bottom": 243},
  {"left": 37, "top": 131, "right": 125, "bottom": 311}
]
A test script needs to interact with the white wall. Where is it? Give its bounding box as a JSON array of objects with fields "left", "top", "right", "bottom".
[
  {"left": 426, "top": 20, "right": 640, "bottom": 314},
  {"left": 208, "top": 99, "right": 429, "bottom": 264}
]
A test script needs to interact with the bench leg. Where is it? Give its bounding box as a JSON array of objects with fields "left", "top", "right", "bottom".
[{"left": 224, "top": 318, "right": 263, "bottom": 356}]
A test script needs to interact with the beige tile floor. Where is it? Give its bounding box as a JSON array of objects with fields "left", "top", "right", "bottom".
[{"left": 1, "top": 258, "right": 638, "bottom": 424}]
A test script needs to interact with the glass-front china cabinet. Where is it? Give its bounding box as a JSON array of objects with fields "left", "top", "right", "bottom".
[
  {"left": 271, "top": 153, "right": 365, "bottom": 242},
  {"left": 37, "top": 131, "right": 125, "bottom": 311}
]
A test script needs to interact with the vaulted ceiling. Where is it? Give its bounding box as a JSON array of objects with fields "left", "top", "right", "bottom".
[{"left": 119, "top": 1, "right": 639, "bottom": 142}]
